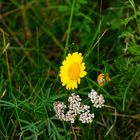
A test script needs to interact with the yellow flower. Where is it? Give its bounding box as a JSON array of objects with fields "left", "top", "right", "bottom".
[
  {"left": 97, "top": 73, "right": 110, "bottom": 87},
  {"left": 59, "top": 52, "right": 87, "bottom": 90}
]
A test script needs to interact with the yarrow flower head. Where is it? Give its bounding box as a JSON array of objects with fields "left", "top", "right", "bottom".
[
  {"left": 79, "top": 111, "right": 94, "bottom": 123},
  {"left": 53, "top": 101, "right": 66, "bottom": 120},
  {"left": 53, "top": 93, "right": 95, "bottom": 123},
  {"left": 97, "top": 73, "right": 110, "bottom": 87},
  {"left": 59, "top": 52, "right": 87, "bottom": 90},
  {"left": 88, "top": 89, "right": 105, "bottom": 108}
]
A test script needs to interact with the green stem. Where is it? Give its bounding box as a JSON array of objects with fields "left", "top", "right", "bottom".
[
  {"left": 122, "top": 66, "right": 140, "bottom": 111},
  {"left": 0, "top": 28, "right": 11, "bottom": 90},
  {"left": 63, "top": 0, "right": 76, "bottom": 58},
  {"left": 129, "top": 0, "right": 140, "bottom": 35}
]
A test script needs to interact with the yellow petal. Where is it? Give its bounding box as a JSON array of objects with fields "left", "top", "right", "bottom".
[{"left": 80, "top": 71, "right": 87, "bottom": 77}]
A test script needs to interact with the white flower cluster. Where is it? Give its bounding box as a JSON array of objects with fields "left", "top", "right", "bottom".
[
  {"left": 79, "top": 110, "right": 95, "bottom": 123},
  {"left": 53, "top": 89, "right": 105, "bottom": 123},
  {"left": 88, "top": 89, "right": 105, "bottom": 108},
  {"left": 68, "top": 94, "right": 90, "bottom": 114},
  {"left": 53, "top": 101, "right": 66, "bottom": 120},
  {"left": 53, "top": 93, "right": 94, "bottom": 123}
]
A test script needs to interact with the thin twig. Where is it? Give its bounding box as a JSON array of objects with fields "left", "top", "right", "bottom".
[
  {"left": 70, "top": 123, "right": 77, "bottom": 140},
  {"left": 85, "top": 29, "right": 108, "bottom": 58},
  {"left": 104, "top": 105, "right": 117, "bottom": 137}
]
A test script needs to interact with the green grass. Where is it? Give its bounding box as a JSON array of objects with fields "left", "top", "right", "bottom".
[{"left": 0, "top": 0, "right": 140, "bottom": 139}]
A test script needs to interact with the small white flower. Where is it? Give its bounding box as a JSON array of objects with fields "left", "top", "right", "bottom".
[
  {"left": 53, "top": 101, "right": 66, "bottom": 120},
  {"left": 64, "top": 110, "right": 76, "bottom": 123},
  {"left": 80, "top": 104, "right": 90, "bottom": 113},
  {"left": 68, "top": 93, "right": 82, "bottom": 114},
  {"left": 79, "top": 111, "right": 94, "bottom": 123},
  {"left": 88, "top": 89, "right": 105, "bottom": 108}
]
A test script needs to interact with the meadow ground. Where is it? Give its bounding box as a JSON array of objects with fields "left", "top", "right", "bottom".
[{"left": 0, "top": 0, "right": 140, "bottom": 140}]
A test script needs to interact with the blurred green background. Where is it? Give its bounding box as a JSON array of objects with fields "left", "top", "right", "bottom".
[{"left": 0, "top": 0, "right": 140, "bottom": 139}]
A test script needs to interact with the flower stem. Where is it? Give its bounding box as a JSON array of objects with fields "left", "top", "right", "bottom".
[
  {"left": 70, "top": 123, "right": 77, "bottom": 140},
  {"left": 63, "top": 0, "right": 76, "bottom": 59}
]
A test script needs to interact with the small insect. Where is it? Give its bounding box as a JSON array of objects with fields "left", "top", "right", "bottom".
[
  {"left": 0, "top": 89, "right": 6, "bottom": 99},
  {"left": 2, "top": 42, "right": 10, "bottom": 54},
  {"left": 97, "top": 73, "right": 110, "bottom": 87}
]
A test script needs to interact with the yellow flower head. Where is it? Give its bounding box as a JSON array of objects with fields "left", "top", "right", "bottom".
[
  {"left": 97, "top": 73, "right": 110, "bottom": 87},
  {"left": 59, "top": 52, "right": 87, "bottom": 90}
]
